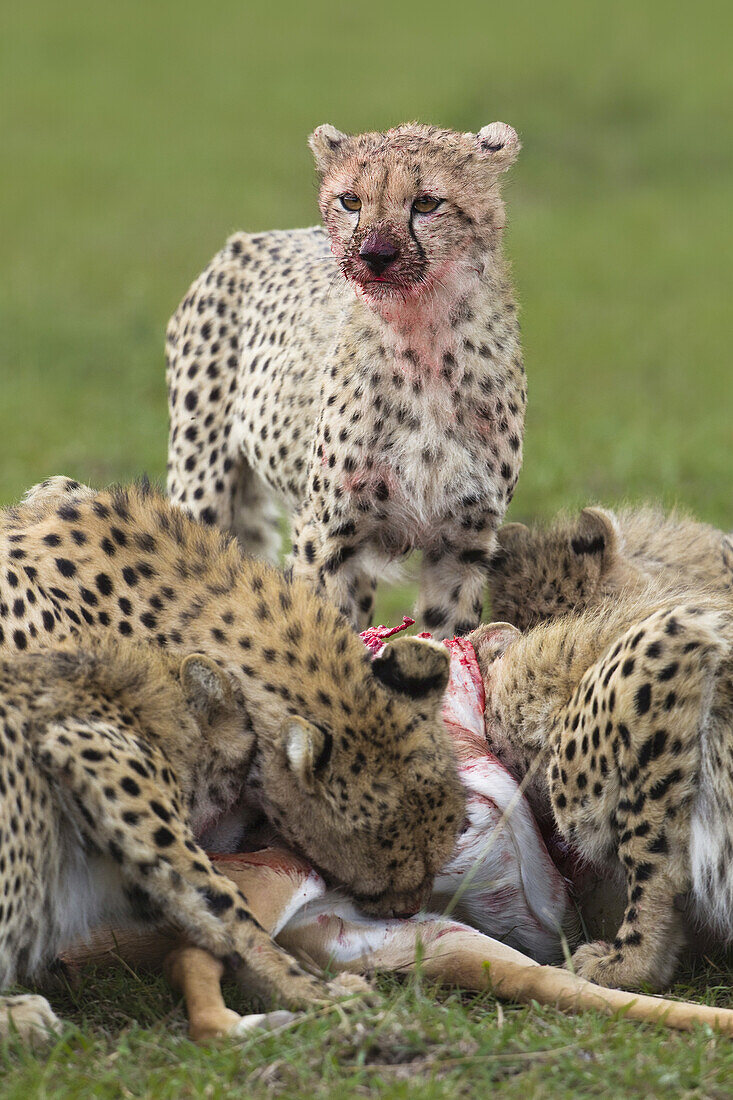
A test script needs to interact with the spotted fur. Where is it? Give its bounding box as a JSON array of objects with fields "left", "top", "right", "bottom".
[
  {"left": 0, "top": 639, "right": 379, "bottom": 1039},
  {"left": 470, "top": 592, "right": 733, "bottom": 991},
  {"left": 166, "top": 122, "right": 526, "bottom": 637},
  {"left": 488, "top": 504, "right": 733, "bottom": 630},
  {"left": 0, "top": 478, "right": 464, "bottom": 950}
]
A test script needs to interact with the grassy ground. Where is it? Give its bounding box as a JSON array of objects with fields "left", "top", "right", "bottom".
[
  {"left": 4, "top": 963, "right": 733, "bottom": 1100},
  {"left": 2, "top": 0, "right": 733, "bottom": 1094}
]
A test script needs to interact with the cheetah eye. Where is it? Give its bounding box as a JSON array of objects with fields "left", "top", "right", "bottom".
[
  {"left": 339, "top": 193, "right": 362, "bottom": 212},
  {"left": 412, "top": 196, "right": 442, "bottom": 215}
]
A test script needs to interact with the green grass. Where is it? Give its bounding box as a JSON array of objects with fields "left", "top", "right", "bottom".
[
  {"left": 3, "top": 964, "right": 733, "bottom": 1100},
  {"left": 2, "top": 0, "right": 733, "bottom": 1093}
]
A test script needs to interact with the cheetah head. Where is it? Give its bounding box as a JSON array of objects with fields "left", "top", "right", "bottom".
[
  {"left": 469, "top": 620, "right": 523, "bottom": 771},
  {"left": 310, "top": 121, "right": 520, "bottom": 309},
  {"left": 467, "top": 621, "right": 550, "bottom": 810},
  {"left": 488, "top": 507, "right": 622, "bottom": 630},
  {"left": 256, "top": 636, "right": 465, "bottom": 918}
]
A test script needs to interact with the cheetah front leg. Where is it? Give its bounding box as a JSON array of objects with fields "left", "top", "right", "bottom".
[
  {"left": 290, "top": 505, "right": 374, "bottom": 628},
  {"left": 168, "top": 439, "right": 280, "bottom": 564},
  {"left": 571, "top": 858, "right": 686, "bottom": 992},
  {"left": 564, "top": 605, "right": 728, "bottom": 990},
  {"left": 352, "top": 572, "right": 378, "bottom": 629},
  {"left": 229, "top": 463, "right": 282, "bottom": 564},
  {"left": 35, "top": 719, "right": 369, "bottom": 1011},
  {"left": 418, "top": 536, "right": 494, "bottom": 638}
]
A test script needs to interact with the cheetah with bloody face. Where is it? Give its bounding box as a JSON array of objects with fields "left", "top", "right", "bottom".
[
  {"left": 166, "top": 123, "right": 526, "bottom": 637},
  {"left": 0, "top": 640, "right": 375, "bottom": 1042},
  {"left": 488, "top": 504, "right": 733, "bottom": 631},
  {"left": 470, "top": 592, "right": 733, "bottom": 991},
  {"left": 0, "top": 477, "right": 465, "bottom": 1020}
]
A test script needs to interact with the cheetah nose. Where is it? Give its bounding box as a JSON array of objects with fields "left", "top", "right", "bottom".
[{"left": 359, "top": 233, "right": 400, "bottom": 276}]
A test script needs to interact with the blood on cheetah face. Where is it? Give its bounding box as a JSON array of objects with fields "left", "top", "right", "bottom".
[
  {"left": 310, "top": 121, "right": 520, "bottom": 306},
  {"left": 255, "top": 637, "right": 466, "bottom": 918}
]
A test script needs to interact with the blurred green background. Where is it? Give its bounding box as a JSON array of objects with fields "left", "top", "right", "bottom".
[
  {"left": 1, "top": 6, "right": 733, "bottom": 1087},
  {"left": 2, "top": 0, "right": 731, "bottom": 615}
]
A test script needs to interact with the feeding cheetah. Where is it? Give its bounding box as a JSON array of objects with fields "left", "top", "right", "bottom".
[
  {"left": 0, "top": 640, "right": 375, "bottom": 1043},
  {"left": 166, "top": 122, "right": 526, "bottom": 636},
  {"left": 469, "top": 591, "right": 733, "bottom": 991},
  {"left": 0, "top": 478, "right": 465, "bottom": 939},
  {"left": 488, "top": 504, "right": 733, "bottom": 630}
]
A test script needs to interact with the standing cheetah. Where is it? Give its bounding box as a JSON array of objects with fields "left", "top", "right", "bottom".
[
  {"left": 469, "top": 591, "right": 733, "bottom": 991},
  {"left": 0, "top": 478, "right": 465, "bottom": 929},
  {"left": 0, "top": 641, "right": 371, "bottom": 1042},
  {"left": 166, "top": 122, "right": 526, "bottom": 636},
  {"left": 488, "top": 504, "right": 733, "bottom": 630}
]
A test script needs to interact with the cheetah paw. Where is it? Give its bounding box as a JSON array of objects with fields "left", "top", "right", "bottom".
[
  {"left": 290, "top": 970, "right": 374, "bottom": 1011},
  {"left": 324, "top": 972, "right": 373, "bottom": 999},
  {"left": 0, "top": 994, "right": 65, "bottom": 1045},
  {"left": 570, "top": 941, "right": 650, "bottom": 991}
]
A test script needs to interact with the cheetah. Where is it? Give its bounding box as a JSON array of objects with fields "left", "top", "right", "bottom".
[
  {"left": 488, "top": 504, "right": 733, "bottom": 630},
  {"left": 0, "top": 478, "right": 465, "bottom": 930},
  {"left": 166, "top": 122, "right": 526, "bottom": 637},
  {"left": 469, "top": 590, "right": 733, "bottom": 991},
  {"left": 0, "top": 640, "right": 373, "bottom": 1042}
]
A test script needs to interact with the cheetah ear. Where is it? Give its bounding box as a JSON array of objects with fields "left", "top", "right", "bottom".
[
  {"left": 475, "top": 123, "right": 521, "bottom": 172},
  {"left": 180, "top": 654, "right": 233, "bottom": 723},
  {"left": 572, "top": 508, "right": 620, "bottom": 567},
  {"left": 495, "top": 522, "right": 530, "bottom": 553},
  {"left": 309, "top": 124, "right": 352, "bottom": 173},
  {"left": 282, "top": 716, "right": 333, "bottom": 793},
  {"left": 372, "top": 636, "right": 450, "bottom": 704},
  {"left": 469, "top": 622, "right": 521, "bottom": 676}
]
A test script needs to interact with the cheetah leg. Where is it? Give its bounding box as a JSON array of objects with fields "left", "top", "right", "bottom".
[
  {"left": 566, "top": 606, "right": 729, "bottom": 990},
  {"left": 317, "top": 555, "right": 375, "bottom": 631},
  {"left": 166, "top": 446, "right": 237, "bottom": 534},
  {"left": 571, "top": 867, "right": 685, "bottom": 991},
  {"left": 352, "top": 573, "right": 378, "bottom": 630},
  {"left": 168, "top": 436, "right": 280, "bottom": 563},
  {"left": 289, "top": 506, "right": 370, "bottom": 627},
  {"left": 230, "top": 462, "right": 282, "bottom": 564},
  {"left": 418, "top": 539, "right": 493, "bottom": 638},
  {"left": 35, "top": 719, "right": 369, "bottom": 1011}
]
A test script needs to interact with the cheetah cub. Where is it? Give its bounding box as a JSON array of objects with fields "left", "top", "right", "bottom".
[
  {"left": 488, "top": 504, "right": 733, "bottom": 630},
  {"left": 0, "top": 640, "right": 372, "bottom": 1043},
  {"left": 167, "top": 123, "right": 526, "bottom": 636},
  {"left": 470, "top": 592, "right": 733, "bottom": 991},
  {"left": 1, "top": 478, "right": 464, "bottom": 927}
]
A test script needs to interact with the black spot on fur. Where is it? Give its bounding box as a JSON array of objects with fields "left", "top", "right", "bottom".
[
  {"left": 648, "top": 770, "right": 682, "bottom": 801},
  {"left": 201, "top": 888, "right": 234, "bottom": 914},
  {"left": 153, "top": 826, "right": 175, "bottom": 848},
  {"left": 634, "top": 683, "right": 651, "bottom": 715},
  {"left": 96, "top": 572, "right": 113, "bottom": 596}
]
